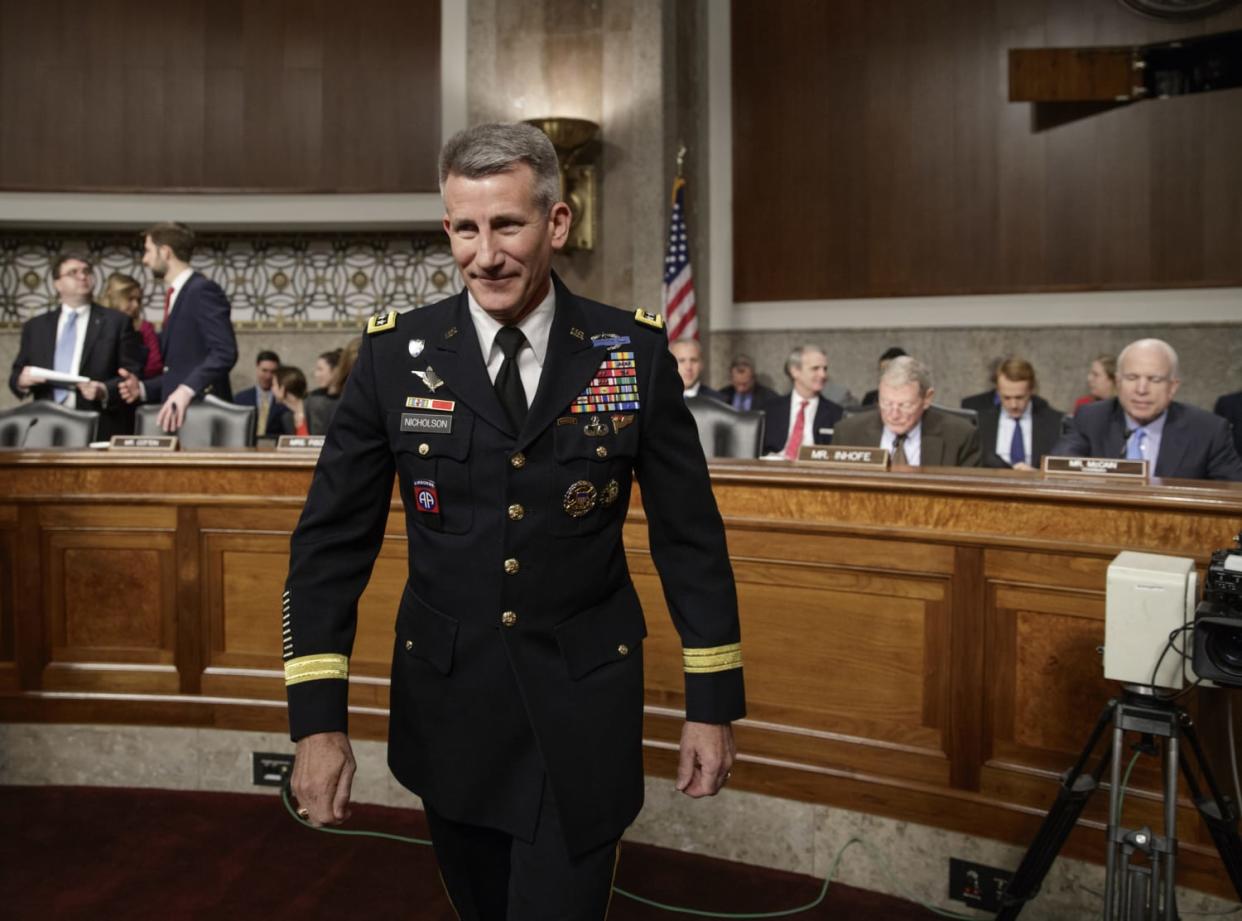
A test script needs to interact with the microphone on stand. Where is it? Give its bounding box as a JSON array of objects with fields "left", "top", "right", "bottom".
[
  {"left": 1119, "top": 429, "right": 1134, "bottom": 459},
  {"left": 16, "top": 416, "right": 39, "bottom": 448}
]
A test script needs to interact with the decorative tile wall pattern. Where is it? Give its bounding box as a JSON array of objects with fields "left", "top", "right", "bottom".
[{"left": 0, "top": 231, "right": 459, "bottom": 328}]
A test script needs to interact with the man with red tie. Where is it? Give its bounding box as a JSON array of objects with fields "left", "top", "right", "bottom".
[
  {"left": 760, "top": 344, "right": 843, "bottom": 457},
  {"left": 117, "top": 222, "right": 237, "bottom": 432}
]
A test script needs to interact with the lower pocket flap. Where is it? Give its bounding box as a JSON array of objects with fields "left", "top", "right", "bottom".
[
  {"left": 554, "top": 583, "right": 647, "bottom": 679},
  {"left": 395, "top": 587, "right": 459, "bottom": 675}
]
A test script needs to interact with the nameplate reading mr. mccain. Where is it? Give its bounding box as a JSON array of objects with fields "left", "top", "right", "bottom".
[
  {"left": 1042, "top": 456, "right": 1149, "bottom": 480},
  {"left": 110, "top": 435, "right": 178, "bottom": 451},
  {"left": 277, "top": 435, "right": 326, "bottom": 451},
  {"left": 797, "top": 444, "right": 891, "bottom": 469}
]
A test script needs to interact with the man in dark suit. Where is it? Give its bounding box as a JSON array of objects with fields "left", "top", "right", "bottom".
[
  {"left": 977, "top": 357, "right": 1064, "bottom": 469},
  {"left": 117, "top": 222, "right": 238, "bottom": 432},
  {"left": 1054, "top": 338, "right": 1242, "bottom": 481},
  {"left": 718, "top": 354, "right": 776, "bottom": 411},
  {"left": 286, "top": 124, "right": 743, "bottom": 920},
  {"left": 9, "top": 255, "right": 143, "bottom": 440},
  {"left": 961, "top": 354, "right": 1051, "bottom": 416},
  {"left": 834, "top": 356, "right": 981, "bottom": 467},
  {"left": 1215, "top": 389, "right": 1242, "bottom": 458},
  {"left": 861, "top": 346, "right": 907, "bottom": 407},
  {"left": 233, "top": 350, "right": 290, "bottom": 438},
  {"left": 669, "top": 337, "right": 724, "bottom": 401},
  {"left": 760, "top": 344, "right": 844, "bottom": 457}
]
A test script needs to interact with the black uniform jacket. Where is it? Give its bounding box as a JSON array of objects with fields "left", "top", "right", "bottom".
[
  {"left": 8, "top": 303, "right": 144, "bottom": 439},
  {"left": 283, "top": 277, "right": 745, "bottom": 856},
  {"left": 1052, "top": 398, "right": 1242, "bottom": 482}
]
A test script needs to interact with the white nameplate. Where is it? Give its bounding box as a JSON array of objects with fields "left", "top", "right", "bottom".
[
  {"left": 277, "top": 435, "right": 325, "bottom": 451},
  {"left": 1042, "top": 456, "right": 1149, "bottom": 480}
]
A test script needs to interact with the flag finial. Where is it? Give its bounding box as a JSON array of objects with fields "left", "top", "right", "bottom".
[{"left": 676, "top": 143, "right": 687, "bottom": 176}]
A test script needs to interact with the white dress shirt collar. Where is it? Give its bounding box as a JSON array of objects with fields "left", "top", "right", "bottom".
[
  {"left": 467, "top": 283, "right": 555, "bottom": 368},
  {"left": 165, "top": 267, "right": 193, "bottom": 315}
]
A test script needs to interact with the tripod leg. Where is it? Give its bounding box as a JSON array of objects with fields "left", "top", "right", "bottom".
[
  {"left": 1179, "top": 719, "right": 1242, "bottom": 902},
  {"left": 995, "top": 700, "right": 1117, "bottom": 921}
]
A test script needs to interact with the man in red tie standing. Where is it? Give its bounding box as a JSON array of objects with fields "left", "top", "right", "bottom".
[
  {"left": 117, "top": 222, "right": 237, "bottom": 432},
  {"left": 760, "top": 344, "right": 844, "bottom": 457}
]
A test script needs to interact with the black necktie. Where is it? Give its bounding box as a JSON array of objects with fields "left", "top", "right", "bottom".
[{"left": 494, "top": 326, "right": 528, "bottom": 431}]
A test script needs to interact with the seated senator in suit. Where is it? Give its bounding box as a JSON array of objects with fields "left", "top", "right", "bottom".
[
  {"left": 834, "top": 356, "right": 981, "bottom": 468},
  {"left": 718, "top": 354, "right": 776, "bottom": 412},
  {"left": 1053, "top": 338, "right": 1242, "bottom": 482},
  {"left": 978, "top": 357, "right": 1064, "bottom": 470},
  {"left": 1215, "top": 389, "right": 1242, "bottom": 458},
  {"left": 861, "top": 346, "right": 907, "bottom": 407},
  {"left": 962, "top": 354, "right": 1050, "bottom": 416},
  {"left": 8, "top": 255, "right": 144, "bottom": 440},
  {"left": 234, "top": 350, "right": 290, "bottom": 438},
  {"left": 761, "top": 344, "right": 844, "bottom": 457},
  {"left": 669, "top": 338, "right": 724, "bottom": 401}
]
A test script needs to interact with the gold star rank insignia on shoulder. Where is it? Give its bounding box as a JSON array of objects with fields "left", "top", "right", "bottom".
[
  {"left": 367, "top": 310, "right": 398, "bottom": 335},
  {"left": 633, "top": 308, "right": 664, "bottom": 330}
]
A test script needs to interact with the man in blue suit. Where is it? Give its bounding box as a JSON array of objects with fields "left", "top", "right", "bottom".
[
  {"left": 233, "top": 350, "right": 290, "bottom": 438},
  {"left": 1053, "top": 338, "right": 1242, "bottom": 482},
  {"left": 118, "top": 222, "right": 238, "bottom": 432},
  {"left": 760, "top": 344, "right": 844, "bottom": 457},
  {"left": 1215, "top": 389, "right": 1242, "bottom": 458}
]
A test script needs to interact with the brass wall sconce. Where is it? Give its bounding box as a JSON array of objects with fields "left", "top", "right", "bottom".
[{"left": 524, "top": 117, "right": 599, "bottom": 251}]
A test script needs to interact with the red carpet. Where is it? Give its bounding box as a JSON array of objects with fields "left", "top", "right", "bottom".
[{"left": 0, "top": 786, "right": 929, "bottom": 919}]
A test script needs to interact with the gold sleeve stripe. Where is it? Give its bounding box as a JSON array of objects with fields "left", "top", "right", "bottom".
[
  {"left": 284, "top": 654, "right": 349, "bottom": 686},
  {"left": 683, "top": 643, "right": 743, "bottom": 674}
]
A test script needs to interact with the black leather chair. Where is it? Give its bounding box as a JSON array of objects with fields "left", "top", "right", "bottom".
[
  {"left": 136, "top": 395, "right": 255, "bottom": 448},
  {"left": 0, "top": 401, "right": 99, "bottom": 447},
  {"left": 933, "top": 404, "right": 979, "bottom": 426},
  {"left": 685, "top": 395, "right": 765, "bottom": 459}
]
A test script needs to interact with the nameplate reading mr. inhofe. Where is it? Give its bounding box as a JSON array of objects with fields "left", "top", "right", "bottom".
[
  {"left": 1041, "top": 456, "right": 1149, "bottom": 480},
  {"left": 401, "top": 413, "right": 453, "bottom": 434},
  {"left": 797, "top": 444, "right": 891, "bottom": 469}
]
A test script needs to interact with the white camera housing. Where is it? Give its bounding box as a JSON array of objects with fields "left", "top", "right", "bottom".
[{"left": 1105, "top": 552, "right": 1199, "bottom": 689}]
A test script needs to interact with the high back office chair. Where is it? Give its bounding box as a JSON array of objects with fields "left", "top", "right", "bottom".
[
  {"left": 136, "top": 395, "right": 255, "bottom": 448},
  {"left": 685, "top": 395, "right": 766, "bottom": 459},
  {"left": 0, "top": 401, "right": 99, "bottom": 447}
]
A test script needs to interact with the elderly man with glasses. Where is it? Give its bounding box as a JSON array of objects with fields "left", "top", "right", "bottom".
[
  {"left": 832, "top": 355, "right": 981, "bottom": 468},
  {"left": 1053, "top": 338, "right": 1242, "bottom": 482}
]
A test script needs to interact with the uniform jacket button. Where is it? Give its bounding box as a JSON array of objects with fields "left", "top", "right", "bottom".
[
  {"left": 418, "top": 443, "right": 430, "bottom": 456},
  {"left": 617, "top": 644, "right": 629, "bottom": 656},
  {"left": 596, "top": 445, "right": 607, "bottom": 458},
  {"left": 503, "top": 558, "right": 520, "bottom": 575},
  {"left": 501, "top": 611, "right": 518, "bottom": 627},
  {"left": 510, "top": 452, "right": 526, "bottom": 469},
  {"left": 404, "top": 639, "right": 414, "bottom": 651},
  {"left": 507, "top": 504, "right": 525, "bottom": 521}
]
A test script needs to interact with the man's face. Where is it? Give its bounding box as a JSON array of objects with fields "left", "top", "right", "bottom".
[
  {"left": 729, "top": 363, "right": 755, "bottom": 393},
  {"left": 670, "top": 341, "right": 703, "bottom": 389},
  {"left": 53, "top": 259, "right": 94, "bottom": 306},
  {"left": 442, "top": 164, "right": 572, "bottom": 324},
  {"left": 141, "top": 236, "right": 170, "bottom": 277},
  {"left": 255, "top": 360, "right": 279, "bottom": 391},
  {"left": 790, "top": 349, "right": 827, "bottom": 399},
  {"left": 878, "top": 379, "right": 933, "bottom": 436},
  {"left": 996, "top": 374, "right": 1033, "bottom": 419},
  {"left": 1117, "top": 346, "right": 1179, "bottom": 425}
]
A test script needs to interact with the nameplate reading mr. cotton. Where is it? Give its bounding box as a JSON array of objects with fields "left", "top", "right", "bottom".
[
  {"left": 1042, "top": 456, "right": 1149, "bottom": 480},
  {"left": 797, "top": 445, "right": 890, "bottom": 469},
  {"left": 110, "top": 435, "right": 178, "bottom": 451},
  {"left": 401, "top": 413, "right": 453, "bottom": 434}
]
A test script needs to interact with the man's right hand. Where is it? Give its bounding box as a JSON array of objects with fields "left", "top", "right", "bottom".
[
  {"left": 16, "top": 366, "right": 43, "bottom": 391},
  {"left": 291, "top": 731, "right": 356, "bottom": 827},
  {"left": 117, "top": 368, "right": 142, "bottom": 404}
]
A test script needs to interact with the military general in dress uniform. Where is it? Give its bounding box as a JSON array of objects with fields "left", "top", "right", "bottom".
[{"left": 285, "top": 123, "right": 745, "bottom": 920}]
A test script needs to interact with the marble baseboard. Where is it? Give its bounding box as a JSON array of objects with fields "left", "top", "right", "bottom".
[{"left": 1, "top": 722, "right": 1234, "bottom": 919}]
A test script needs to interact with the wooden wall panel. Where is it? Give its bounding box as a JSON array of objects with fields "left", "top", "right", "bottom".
[
  {"left": 0, "top": 506, "right": 16, "bottom": 691},
  {"left": 732, "top": 0, "right": 1242, "bottom": 299},
  {"left": 0, "top": 0, "right": 440, "bottom": 193}
]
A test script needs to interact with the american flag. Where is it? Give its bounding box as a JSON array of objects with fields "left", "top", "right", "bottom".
[{"left": 661, "top": 175, "right": 697, "bottom": 341}]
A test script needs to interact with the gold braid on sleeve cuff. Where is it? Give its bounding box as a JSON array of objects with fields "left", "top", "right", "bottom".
[
  {"left": 683, "top": 643, "right": 743, "bottom": 675},
  {"left": 284, "top": 653, "right": 350, "bottom": 686}
]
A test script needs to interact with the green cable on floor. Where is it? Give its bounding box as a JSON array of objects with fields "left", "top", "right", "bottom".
[{"left": 280, "top": 782, "right": 979, "bottom": 919}]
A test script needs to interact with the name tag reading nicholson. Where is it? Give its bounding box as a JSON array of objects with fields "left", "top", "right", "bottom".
[
  {"left": 401, "top": 413, "right": 453, "bottom": 434},
  {"left": 797, "top": 444, "right": 890, "bottom": 469},
  {"left": 1042, "top": 456, "right": 1149, "bottom": 480}
]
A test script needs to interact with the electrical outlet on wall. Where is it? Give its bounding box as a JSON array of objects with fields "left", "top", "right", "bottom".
[
  {"left": 253, "top": 752, "right": 294, "bottom": 787},
  {"left": 949, "top": 857, "right": 1014, "bottom": 913}
]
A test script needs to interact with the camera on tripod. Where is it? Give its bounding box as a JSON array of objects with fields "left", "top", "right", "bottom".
[
  {"left": 1104, "top": 534, "right": 1242, "bottom": 691},
  {"left": 1192, "top": 536, "right": 1242, "bottom": 686}
]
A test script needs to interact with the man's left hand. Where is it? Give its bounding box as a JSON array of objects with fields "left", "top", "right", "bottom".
[
  {"left": 157, "top": 384, "right": 196, "bottom": 432},
  {"left": 77, "top": 380, "right": 106, "bottom": 402},
  {"left": 675, "top": 721, "right": 736, "bottom": 798}
]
